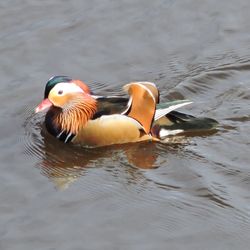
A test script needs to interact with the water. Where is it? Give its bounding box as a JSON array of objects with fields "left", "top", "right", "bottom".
[{"left": 1, "top": 0, "right": 250, "bottom": 249}]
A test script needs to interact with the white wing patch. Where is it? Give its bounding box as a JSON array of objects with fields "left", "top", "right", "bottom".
[
  {"left": 159, "top": 129, "right": 184, "bottom": 138},
  {"left": 154, "top": 101, "right": 192, "bottom": 121}
]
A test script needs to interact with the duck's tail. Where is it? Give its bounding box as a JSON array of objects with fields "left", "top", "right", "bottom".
[{"left": 152, "top": 101, "right": 218, "bottom": 139}]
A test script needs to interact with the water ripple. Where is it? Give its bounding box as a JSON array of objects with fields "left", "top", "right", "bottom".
[{"left": 23, "top": 107, "right": 45, "bottom": 161}]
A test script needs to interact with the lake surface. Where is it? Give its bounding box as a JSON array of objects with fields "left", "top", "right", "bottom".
[{"left": 0, "top": 0, "right": 250, "bottom": 249}]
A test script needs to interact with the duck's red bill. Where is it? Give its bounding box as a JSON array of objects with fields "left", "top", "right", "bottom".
[{"left": 35, "top": 98, "right": 53, "bottom": 113}]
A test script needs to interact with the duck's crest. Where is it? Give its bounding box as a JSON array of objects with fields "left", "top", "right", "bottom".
[{"left": 44, "top": 76, "right": 72, "bottom": 98}]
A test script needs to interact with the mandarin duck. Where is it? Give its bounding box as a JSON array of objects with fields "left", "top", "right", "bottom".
[{"left": 35, "top": 76, "right": 218, "bottom": 147}]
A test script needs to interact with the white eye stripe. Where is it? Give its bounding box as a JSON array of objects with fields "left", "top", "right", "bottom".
[{"left": 52, "top": 82, "right": 84, "bottom": 95}]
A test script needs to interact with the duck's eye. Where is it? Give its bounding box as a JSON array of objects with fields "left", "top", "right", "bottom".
[{"left": 58, "top": 90, "right": 63, "bottom": 95}]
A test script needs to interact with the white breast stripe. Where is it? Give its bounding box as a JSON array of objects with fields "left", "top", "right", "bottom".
[
  {"left": 57, "top": 130, "right": 64, "bottom": 138},
  {"left": 64, "top": 132, "right": 73, "bottom": 143}
]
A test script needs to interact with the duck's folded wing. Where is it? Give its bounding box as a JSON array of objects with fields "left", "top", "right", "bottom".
[
  {"left": 154, "top": 100, "right": 193, "bottom": 121},
  {"left": 152, "top": 110, "right": 218, "bottom": 138},
  {"left": 92, "top": 96, "right": 129, "bottom": 119}
]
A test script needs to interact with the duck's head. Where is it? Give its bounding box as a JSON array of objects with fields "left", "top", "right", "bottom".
[
  {"left": 35, "top": 76, "right": 92, "bottom": 113},
  {"left": 35, "top": 76, "right": 97, "bottom": 136}
]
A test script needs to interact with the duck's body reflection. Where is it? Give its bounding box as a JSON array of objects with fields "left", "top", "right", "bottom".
[{"left": 39, "top": 126, "right": 162, "bottom": 189}]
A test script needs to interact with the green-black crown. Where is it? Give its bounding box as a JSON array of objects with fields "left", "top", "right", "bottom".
[{"left": 44, "top": 76, "right": 72, "bottom": 98}]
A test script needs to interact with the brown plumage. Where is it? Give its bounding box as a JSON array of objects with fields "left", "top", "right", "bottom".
[{"left": 123, "top": 82, "right": 157, "bottom": 134}]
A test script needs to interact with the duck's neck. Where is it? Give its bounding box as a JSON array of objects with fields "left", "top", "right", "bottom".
[{"left": 45, "top": 96, "right": 97, "bottom": 143}]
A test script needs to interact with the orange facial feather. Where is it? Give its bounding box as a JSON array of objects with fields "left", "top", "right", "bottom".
[
  {"left": 53, "top": 93, "right": 97, "bottom": 135},
  {"left": 71, "top": 79, "right": 91, "bottom": 94}
]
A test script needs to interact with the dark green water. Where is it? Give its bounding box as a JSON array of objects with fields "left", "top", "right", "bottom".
[{"left": 0, "top": 1, "right": 250, "bottom": 249}]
